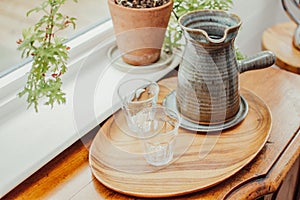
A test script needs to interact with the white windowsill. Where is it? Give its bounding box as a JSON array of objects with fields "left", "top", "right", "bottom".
[{"left": 0, "top": 20, "right": 179, "bottom": 197}]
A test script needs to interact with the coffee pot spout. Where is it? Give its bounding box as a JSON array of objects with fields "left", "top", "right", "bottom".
[{"left": 238, "top": 50, "right": 276, "bottom": 73}]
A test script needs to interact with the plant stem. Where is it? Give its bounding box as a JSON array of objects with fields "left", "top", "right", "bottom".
[
  {"left": 47, "top": 8, "right": 54, "bottom": 46},
  {"left": 172, "top": 10, "right": 179, "bottom": 20}
]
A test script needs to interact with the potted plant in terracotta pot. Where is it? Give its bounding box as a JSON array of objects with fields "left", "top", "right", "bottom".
[
  {"left": 108, "top": 0, "right": 173, "bottom": 66},
  {"left": 108, "top": 0, "right": 242, "bottom": 67}
]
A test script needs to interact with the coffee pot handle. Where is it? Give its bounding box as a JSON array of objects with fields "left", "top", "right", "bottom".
[{"left": 237, "top": 50, "right": 276, "bottom": 73}]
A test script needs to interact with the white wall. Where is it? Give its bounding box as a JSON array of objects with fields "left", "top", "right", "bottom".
[{"left": 231, "top": 0, "right": 289, "bottom": 55}]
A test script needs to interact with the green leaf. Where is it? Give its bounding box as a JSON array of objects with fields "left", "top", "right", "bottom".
[{"left": 17, "top": 0, "right": 78, "bottom": 112}]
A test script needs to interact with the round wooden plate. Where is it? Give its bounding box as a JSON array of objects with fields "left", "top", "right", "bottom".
[
  {"left": 89, "top": 82, "right": 272, "bottom": 198},
  {"left": 262, "top": 22, "right": 300, "bottom": 74}
]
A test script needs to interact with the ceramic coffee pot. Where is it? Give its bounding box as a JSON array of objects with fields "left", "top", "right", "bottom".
[{"left": 176, "top": 10, "right": 276, "bottom": 125}]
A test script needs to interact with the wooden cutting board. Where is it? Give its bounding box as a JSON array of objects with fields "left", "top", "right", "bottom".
[
  {"left": 89, "top": 79, "right": 272, "bottom": 198},
  {"left": 262, "top": 22, "right": 300, "bottom": 74}
]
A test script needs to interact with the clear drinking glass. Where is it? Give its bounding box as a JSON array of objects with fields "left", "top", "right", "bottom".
[
  {"left": 117, "top": 78, "right": 159, "bottom": 132},
  {"left": 135, "top": 105, "right": 180, "bottom": 166}
]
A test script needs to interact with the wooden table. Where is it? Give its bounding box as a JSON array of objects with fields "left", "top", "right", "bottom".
[{"left": 3, "top": 67, "right": 300, "bottom": 200}]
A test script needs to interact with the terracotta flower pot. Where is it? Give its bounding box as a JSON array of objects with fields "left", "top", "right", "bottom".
[{"left": 108, "top": 0, "right": 173, "bottom": 66}]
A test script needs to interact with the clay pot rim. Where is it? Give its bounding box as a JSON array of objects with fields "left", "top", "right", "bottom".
[{"left": 108, "top": 0, "right": 173, "bottom": 12}]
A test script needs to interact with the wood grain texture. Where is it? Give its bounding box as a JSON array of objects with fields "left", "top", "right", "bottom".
[
  {"left": 3, "top": 67, "right": 300, "bottom": 200},
  {"left": 225, "top": 130, "right": 300, "bottom": 200},
  {"left": 89, "top": 83, "right": 272, "bottom": 198},
  {"left": 262, "top": 22, "right": 300, "bottom": 74}
]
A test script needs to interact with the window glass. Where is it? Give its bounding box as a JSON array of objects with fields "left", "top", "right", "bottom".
[{"left": 0, "top": 0, "right": 110, "bottom": 77}]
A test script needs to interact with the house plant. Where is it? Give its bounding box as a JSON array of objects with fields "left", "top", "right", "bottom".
[
  {"left": 109, "top": 0, "right": 242, "bottom": 67},
  {"left": 108, "top": 0, "right": 173, "bottom": 66},
  {"left": 17, "top": 0, "right": 238, "bottom": 111},
  {"left": 17, "top": 0, "right": 77, "bottom": 112}
]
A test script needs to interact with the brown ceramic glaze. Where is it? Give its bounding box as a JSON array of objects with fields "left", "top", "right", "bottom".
[
  {"left": 108, "top": 0, "right": 173, "bottom": 66},
  {"left": 176, "top": 10, "right": 276, "bottom": 125}
]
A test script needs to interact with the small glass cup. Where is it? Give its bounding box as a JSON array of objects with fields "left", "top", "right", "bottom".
[
  {"left": 117, "top": 78, "right": 159, "bottom": 132},
  {"left": 135, "top": 105, "right": 180, "bottom": 166}
]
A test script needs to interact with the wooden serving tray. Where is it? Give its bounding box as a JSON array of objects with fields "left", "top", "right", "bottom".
[{"left": 89, "top": 78, "right": 272, "bottom": 198}]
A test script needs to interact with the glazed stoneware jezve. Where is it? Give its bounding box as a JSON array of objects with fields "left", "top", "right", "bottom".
[{"left": 176, "top": 10, "right": 276, "bottom": 125}]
